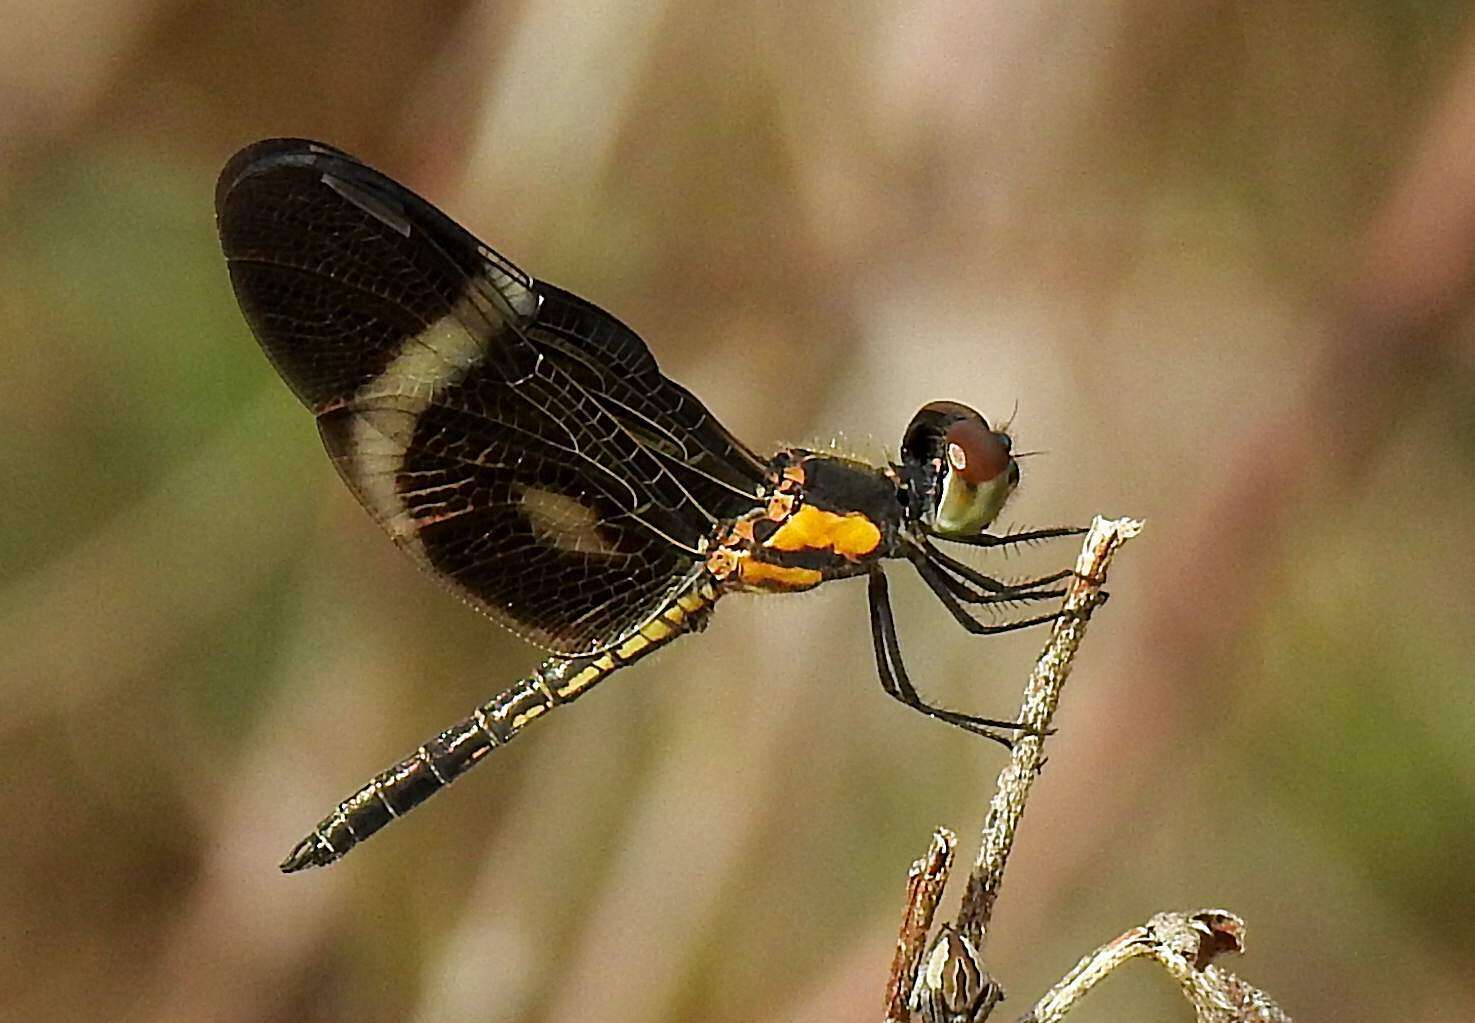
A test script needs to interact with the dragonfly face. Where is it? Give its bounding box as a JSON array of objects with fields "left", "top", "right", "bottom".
[
  {"left": 899, "top": 401, "right": 1022, "bottom": 541},
  {"left": 216, "top": 139, "right": 1083, "bottom": 871}
]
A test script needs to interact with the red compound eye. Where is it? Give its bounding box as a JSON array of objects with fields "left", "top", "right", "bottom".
[{"left": 944, "top": 418, "right": 1010, "bottom": 484}]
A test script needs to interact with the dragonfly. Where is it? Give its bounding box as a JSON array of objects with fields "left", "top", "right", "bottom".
[{"left": 216, "top": 139, "right": 1084, "bottom": 872}]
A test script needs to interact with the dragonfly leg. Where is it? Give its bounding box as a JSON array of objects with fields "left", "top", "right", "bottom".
[
  {"left": 916, "top": 536, "right": 1073, "bottom": 599},
  {"left": 915, "top": 558, "right": 1065, "bottom": 636},
  {"left": 925, "top": 563, "right": 1067, "bottom": 608},
  {"left": 949, "top": 525, "right": 1089, "bottom": 549},
  {"left": 867, "top": 570, "right": 1041, "bottom": 749}
]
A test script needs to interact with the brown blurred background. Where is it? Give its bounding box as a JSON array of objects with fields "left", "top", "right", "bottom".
[{"left": 4, "top": 3, "right": 1474, "bottom": 1021}]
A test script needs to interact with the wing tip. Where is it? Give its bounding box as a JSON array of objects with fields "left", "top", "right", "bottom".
[{"left": 215, "top": 138, "right": 355, "bottom": 221}]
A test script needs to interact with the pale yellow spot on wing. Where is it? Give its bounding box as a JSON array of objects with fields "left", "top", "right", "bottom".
[
  {"left": 340, "top": 295, "right": 499, "bottom": 555},
  {"left": 519, "top": 487, "right": 621, "bottom": 556}
]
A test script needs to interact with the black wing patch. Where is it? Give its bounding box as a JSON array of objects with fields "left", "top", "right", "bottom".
[{"left": 216, "top": 139, "right": 764, "bottom": 654}]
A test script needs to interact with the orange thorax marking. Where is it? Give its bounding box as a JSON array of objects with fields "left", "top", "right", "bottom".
[
  {"left": 766, "top": 505, "right": 882, "bottom": 559},
  {"left": 737, "top": 560, "right": 824, "bottom": 591}
]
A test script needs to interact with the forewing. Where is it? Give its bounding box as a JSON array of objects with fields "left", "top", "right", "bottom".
[
  {"left": 529, "top": 283, "right": 767, "bottom": 521},
  {"left": 217, "top": 139, "right": 757, "bottom": 654}
]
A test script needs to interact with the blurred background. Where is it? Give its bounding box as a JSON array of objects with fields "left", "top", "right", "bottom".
[{"left": 3, "top": 2, "right": 1474, "bottom": 1021}]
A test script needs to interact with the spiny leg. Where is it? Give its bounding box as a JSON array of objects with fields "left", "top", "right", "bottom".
[
  {"left": 866, "top": 569, "right": 1026, "bottom": 749},
  {"left": 913, "top": 559, "right": 1066, "bottom": 637},
  {"left": 918, "top": 535, "right": 1074, "bottom": 594},
  {"left": 941, "top": 525, "right": 1088, "bottom": 550},
  {"left": 926, "top": 557, "right": 1067, "bottom": 613},
  {"left": 917, "top": 536, "right": 1108, "bottom": 609}
]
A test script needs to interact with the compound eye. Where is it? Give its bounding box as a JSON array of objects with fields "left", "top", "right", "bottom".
[{"left": 944, "top": 418, "right": 1011, "bottom": 484}]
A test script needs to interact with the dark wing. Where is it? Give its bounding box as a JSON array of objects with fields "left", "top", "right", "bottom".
[{"left": 216, "top": 138, "right": 765, "bottom": 655}]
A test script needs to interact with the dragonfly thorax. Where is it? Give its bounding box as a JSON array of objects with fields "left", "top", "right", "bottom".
[{"left": 706, "top": 450, "right": 901, "bottom": 594}]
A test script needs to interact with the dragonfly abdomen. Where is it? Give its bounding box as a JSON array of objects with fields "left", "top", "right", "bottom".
[{"left": 279, "top": 574, "right": 718, "bottom": 871}]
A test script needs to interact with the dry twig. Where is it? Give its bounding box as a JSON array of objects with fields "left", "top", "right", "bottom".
[
  {"left": 884, "top": 828, "right": 957, "bottom": 1023},
  {"left": 954, "top": 515, "right": 1138, "bottom": 941},
  {"left": 1025, "top": 909, "right": 1291, "bottom": 1023},
  {"left": 887, "top": 515, "right": 1292, "bottom": 1022}
]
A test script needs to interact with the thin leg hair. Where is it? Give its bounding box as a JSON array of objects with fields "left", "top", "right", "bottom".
[
  {"left": 916, "top": 536, "right": 1073, "bottom": 598},
  {"left": 924, "top": 560, "right": 1068, "bottom": 608},
  {"left": 914, "top": 559, "right": 1065, "bottom": 636},
  {"left": 941, "top": 525, "right": 1088, "bottom": 549}
]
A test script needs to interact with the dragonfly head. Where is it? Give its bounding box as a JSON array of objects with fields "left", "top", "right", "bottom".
[{"left": 899, "top": 401, "right": 1019, "bottom": 539}]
